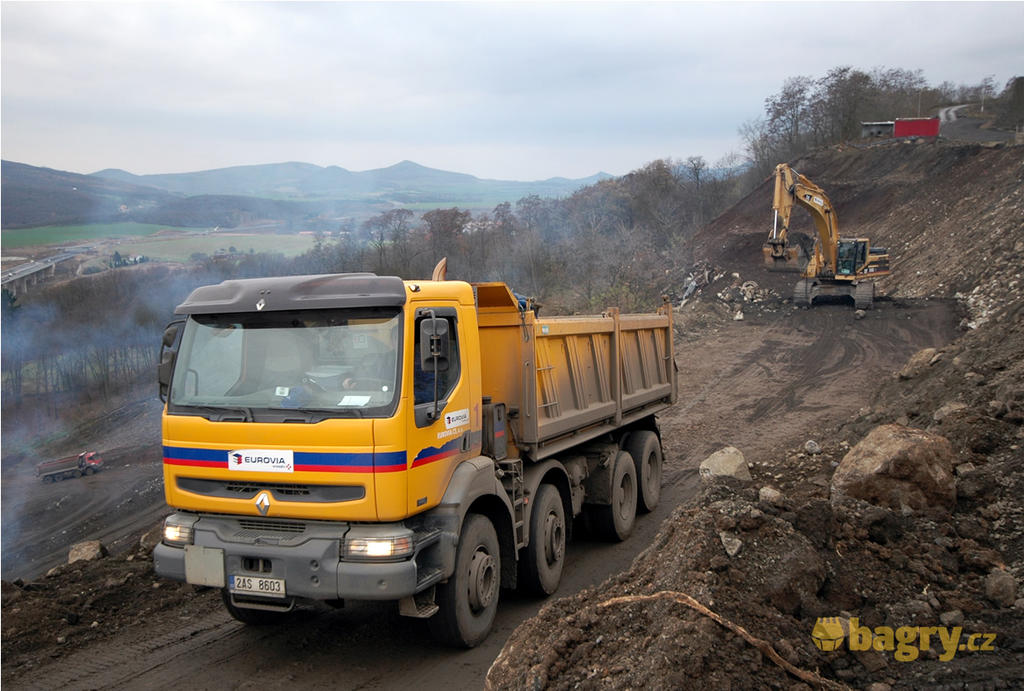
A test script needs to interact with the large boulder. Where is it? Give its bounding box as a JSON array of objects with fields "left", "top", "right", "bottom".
[
  {"left": 699, "top": 446, "right": 752, "bottom": 482},
  {"left": 68, "top": 540, "right": 108, "bottom": 564},
  {"left": 985, "top": 569, "right": 1018, "bottom": 608},
  {"left": 898, "top": 347, "right": 936, "bottom": 380},
  {"left": 830, "top": 424, "right": 956, "bottom": 513}
]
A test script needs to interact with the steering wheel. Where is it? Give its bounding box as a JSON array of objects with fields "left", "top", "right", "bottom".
[{"left": 342, "top": 376, "right": 391, "bottom": 391}]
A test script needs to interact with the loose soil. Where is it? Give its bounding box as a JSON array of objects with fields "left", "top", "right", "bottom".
[{"left": 3, "top": 138, "right": 1022, "bottom": 689}]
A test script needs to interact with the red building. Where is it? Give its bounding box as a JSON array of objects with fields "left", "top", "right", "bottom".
[{"left": 893, "top": 117, "right": 940, "bottom": 138}]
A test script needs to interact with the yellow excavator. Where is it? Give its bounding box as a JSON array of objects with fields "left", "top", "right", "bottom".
[{"left": 763, "top": 163, "right": 890, "bottom": 309}]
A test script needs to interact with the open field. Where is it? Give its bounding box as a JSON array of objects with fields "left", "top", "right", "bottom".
[
  {"left": 0, "top": 222, "right": 180, "bottom": 249},
  {"left": 108, "top": 232, "right": 317, "bottom": 262}
]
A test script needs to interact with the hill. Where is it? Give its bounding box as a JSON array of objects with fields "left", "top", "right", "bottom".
[
  {"left": 489, "top": 139, "right": 1024, "bottom": 689},
  {"left": 0, "top": 161, "right": 174, "bottom": 229},
  {"left": 2, "top": 159, "right": 609, "bottom": 231},
  {"left": 690, "top": 140, "right": 1023, "bottom": 303},
  {"left": 91, "top": 159, "right": 610, "bottom": 204}
]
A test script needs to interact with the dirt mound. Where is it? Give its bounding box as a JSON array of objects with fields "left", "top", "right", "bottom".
[
  {"left": 690, "top": 140, "right": 1023, "bottom": 303},
  {"left": 489, "top": 444, "right": 1024, "bottom": 689},
  {"left": 1, "top": 535, "right": 220, "bottom": 681},
  {"left": 488, "top": 485, "right": 825, "bottom": 690}
]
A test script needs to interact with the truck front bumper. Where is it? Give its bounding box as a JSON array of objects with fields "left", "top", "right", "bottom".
[{"left": 153, "top": 513, "right": 446, "bottom": 602}]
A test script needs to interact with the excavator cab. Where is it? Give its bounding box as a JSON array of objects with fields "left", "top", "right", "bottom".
[{"left": 836, "top": 239, "right": 867, "bottom": 276}]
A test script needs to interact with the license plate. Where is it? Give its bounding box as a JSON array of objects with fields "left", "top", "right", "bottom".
[{"left": 229, "top": 574, "right": 286, "bottom": 598}]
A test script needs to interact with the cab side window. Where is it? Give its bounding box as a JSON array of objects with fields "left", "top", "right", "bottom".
[{"left": 413, "top": 313, "right": 460, "bottom": 408}]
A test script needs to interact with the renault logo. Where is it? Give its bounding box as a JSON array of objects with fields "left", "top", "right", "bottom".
[{"left": 255, "top": 491, "right": 271, "bottom": 516}]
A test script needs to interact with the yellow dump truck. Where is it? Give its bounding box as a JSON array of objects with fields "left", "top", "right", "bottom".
[{"left": 154, "top": 272, "right": 676, "bottom": 646}]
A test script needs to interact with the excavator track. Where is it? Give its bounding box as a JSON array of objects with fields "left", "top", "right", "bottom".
[
  {"left": 854, "top": 282, "right": 874, "bottom": 310},
  {"left": 793, "top": 279, "right": 814, "bottom": 308}
]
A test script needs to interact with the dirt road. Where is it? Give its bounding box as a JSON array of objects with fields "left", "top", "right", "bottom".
[{"left": 3, "top": 297, "right": 959, "bottom": 689}]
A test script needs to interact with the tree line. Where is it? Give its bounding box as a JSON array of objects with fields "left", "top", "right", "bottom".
[
  {"left": 292, "top": 155, "right": 744, "bottom": 314},
  {"left": 740, "top": 67, "right": 1022, "bottom": 178}
]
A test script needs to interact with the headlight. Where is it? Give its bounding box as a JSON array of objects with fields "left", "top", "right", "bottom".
[
  {"left": 162, "top": 514, "right": 197, "bottom": 546},
  {"left": 344, "top": 535, "right": 413, "bottom": 560}
]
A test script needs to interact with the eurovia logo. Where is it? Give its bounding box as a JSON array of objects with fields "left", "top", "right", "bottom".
[
  {"left": 444, "top": 408, "right": 470, "bottom": 429},
  {"left": 228, "top": 449, "right": 295, "bottom": 473}
]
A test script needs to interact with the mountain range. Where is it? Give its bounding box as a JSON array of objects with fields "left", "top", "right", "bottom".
[{"left": 1, "top": 159, "right": 610, "bottom": 230}]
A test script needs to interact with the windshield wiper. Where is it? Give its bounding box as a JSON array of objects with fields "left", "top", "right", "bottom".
[
  {"left": 269, "top": 406, "right": 365, "bottom": 421},
  {"left": 178, "top": 405, "right": 253, "bottom": 422}
]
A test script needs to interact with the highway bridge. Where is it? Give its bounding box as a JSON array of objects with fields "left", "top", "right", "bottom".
[{"left": 1, "top": 249, "right": 85, "bottom": 296}]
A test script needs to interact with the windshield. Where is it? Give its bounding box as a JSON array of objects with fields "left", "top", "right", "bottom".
[{"left": 169, "top": 308, "right": 402, "bottom": 421}]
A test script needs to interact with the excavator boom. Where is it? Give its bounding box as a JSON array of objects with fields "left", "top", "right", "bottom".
[{"left": 763, "top": 163, "right": 838, "bottom": 275}]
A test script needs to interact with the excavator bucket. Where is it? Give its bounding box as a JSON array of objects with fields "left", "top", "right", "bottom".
[{"left": 762, "top": 241, "right": 809, "bottom": 273}]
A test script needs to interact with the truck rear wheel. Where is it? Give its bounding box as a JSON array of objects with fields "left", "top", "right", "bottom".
[
  {"left": 626, "top": 431, "right": 662, "bottom": 513},
  {"left": 521, "top": 484, "right": 565, "bottom": 595},
  {"left": 430, "top": 513, "right": 500, "bottom": 647},
  {"left": 591, "top": 451, "right": 637, "bottom": 542}
]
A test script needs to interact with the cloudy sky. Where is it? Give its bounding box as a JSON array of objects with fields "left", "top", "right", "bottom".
[{"left": 2, "top": 2, "right": 1022, "bottom": 181}]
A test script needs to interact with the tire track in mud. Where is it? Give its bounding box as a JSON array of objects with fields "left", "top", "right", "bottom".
[
  {"left": 14, "top": 610, "right": 245, "bottom": 690},
  {"left": 1, "top": 445, "right": 166, "bottom": 581},
  {"left": 661, "top": 299, "right": 959, "bottom": 470}
]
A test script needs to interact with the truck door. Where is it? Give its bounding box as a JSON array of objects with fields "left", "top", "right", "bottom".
[{"left": 405, "top": 306, "right": 476, "bottom": 515}]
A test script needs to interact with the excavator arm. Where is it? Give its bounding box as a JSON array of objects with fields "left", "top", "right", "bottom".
[{"left": 763, "top": 163, "right": 839, "bottom": 278}]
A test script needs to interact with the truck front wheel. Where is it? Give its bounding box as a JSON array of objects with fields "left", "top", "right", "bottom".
[
  {"left": 429, "top": 513, "right": 500, "bottom": 647},
  {"left": 521, "top": 484, "right": 565, "bottom": 595}
]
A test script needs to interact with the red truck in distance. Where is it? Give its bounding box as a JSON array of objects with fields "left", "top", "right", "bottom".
[{"left": 36, "top": 452, "right": 104, "bottom": 483}]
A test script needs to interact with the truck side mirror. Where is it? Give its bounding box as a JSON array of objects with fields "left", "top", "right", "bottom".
[
  {"left": 158, "top": 319, "right": 185, "bottom": 402},
  {"left": 419, "top": 314, "right": 450, "bottom": 373}
]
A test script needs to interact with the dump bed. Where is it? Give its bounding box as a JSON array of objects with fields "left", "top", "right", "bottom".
[{"left": 475, "top": 283, "right": 676, "bottom": 461}]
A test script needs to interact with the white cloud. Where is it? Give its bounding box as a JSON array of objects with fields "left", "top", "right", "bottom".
[{"left": 3, "top": 2, "right": 1022, "bottom": 180}]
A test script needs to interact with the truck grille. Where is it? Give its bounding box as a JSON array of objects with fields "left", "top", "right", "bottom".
[
  {"left": 177, "top": 477, "right": 364, "bottom": 503},
  {"left": 237, "top": 518, "right": 307, "bottom": 534}
]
